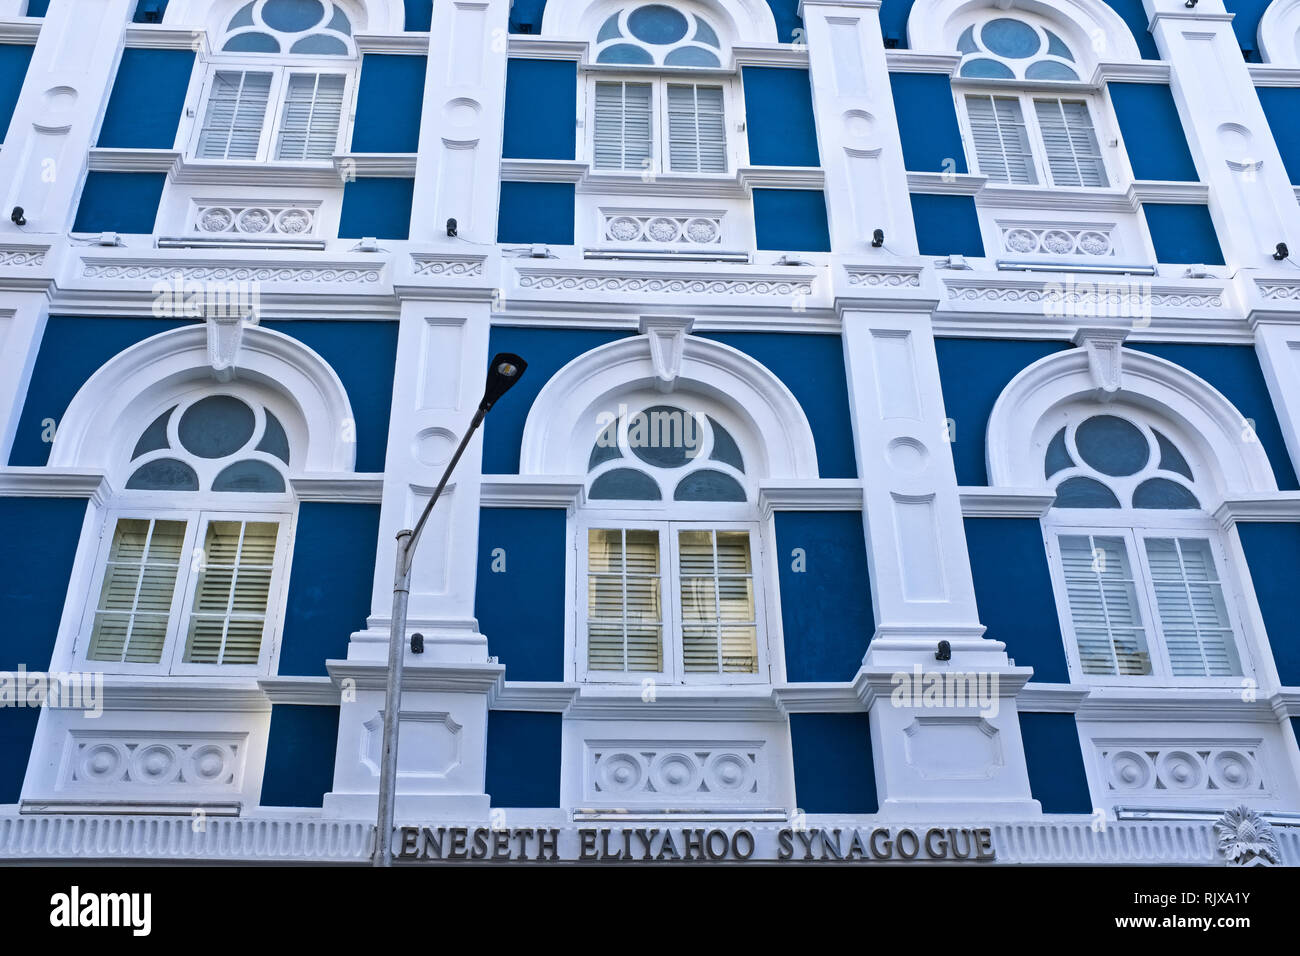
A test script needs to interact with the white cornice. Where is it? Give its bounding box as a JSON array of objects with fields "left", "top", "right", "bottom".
[
  {"left": 1076, "top": 687, "right": 1280, "bottom": 723},
  {"left": 479, "top": 476, "right": 585, "bottom": 509},
  {"left": 1248, "top": 64, "right": 1300, "bottom": 87},
  {"left": 737, "top": 165, "right": 825, "bottom": 189},
  {"left": 490, "top": 681, "right": 580, "bottom": 711},
  {"left": 908, "top": 172, "right": 987, "bottom": 196},
  {"left": 500, "top": 158, "right": 587, "bottom": 183},
  {"left": 564, "top": 686, "right": 785, "bottom": 720},
  {"left": 170, "top": 158, "right": 344, "bottom": 187},
  {"left": 326, "top": 660, "right": 505, "bottom": 694},
  {"left": 257, "top": 677, "right": 340, "bottom": 705},
  {"left": 0, "top": 21, "right": 40, "bottom": 43},
  {"left": 506, "top": 36, "right": 589, "bottom": 60},
  {"left": 98, "top": 680, "right": 272, "bottom": 714},
  {"left": 334, "top": 153, "right": 417, "bottom": 178},
  {"left": 757, "top": 480, "right": 863, "bottom": 517},
  {"left": 1092, "top": 61, "right": 1173, "bottom": 84},
  {"left": 977, "top": 183, "right": 1136, "bottom": 214},
  {"left": 884, "top": 50, "right": 960, "bottom": 74},
  {"left": 772, "top": 683, "right": 866, "bottom": 713},
  {"left": 354, "top": 32, "right": 430, "bottom": 54},
  {"left": 1215, "top": 493, "right": 1300, "bottom": 529},
  {"left": 959, "top": 487, "right": 1056, "bottom": 518},
  {"left": 0, "top": 468, "right": 112, "bottom": 504},
  {"left": 123, "top": 26, "right": 204, "bottom": 50},
  {"left": 1014, "top": 683, "right": 1092, "bottom": 712},
  {"left": 290, "top": 474, "right": 385, "bottom": 503},
  {"left": 731, "top": 43, "right": 809, "bottom": 68},
  {"left": 1128, "top": 180, "right": 1212, "bottom": 206},
  {"left": 87, "top": 148, "right": 182, "bottom": 173}
]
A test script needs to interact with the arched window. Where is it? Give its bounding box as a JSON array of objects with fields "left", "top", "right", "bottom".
[
  {"left": 1042, "top": 409, "right": 1248, "bottom": 683},
  {"left": 952, "top": 12, "right": 1112, "bottom": 188},
  {"left": 577, "top": 397, "right": 768, "bottom": 684},
  {"left": 586, "top": 3, "right": 736, "bottom": 176},
  {"left": 76, "top": 386, "right": 298, "bottom": 676},
  {"left": 191, "top": 0, "right": 357, "bottom": 162}
]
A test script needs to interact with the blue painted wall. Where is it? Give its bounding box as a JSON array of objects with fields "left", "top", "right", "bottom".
[
  {"left": 878, "top": 0, "right": 915, "bottom": 48},
  {"left": 486, "top": 711, "right": 562, "bottom": 807},
  {"left": 775, "top": 511, "right": 874, "bottom": 681},
  {"left": 965, "top": 518, "right": 1069, "bottom": 683},
  {"left": 279, "top": 503, "right": 381, "bottom": 678},
  {"left": 483, "top": 326, "right": 631, "bottom": 473},
  {"left": 497, "top": 181, "right": 575, "bottom": 245},
  {"left": 72, "top": 172, "right": 166, "bottom": 234},
  {"left": 260, "top": 320, "right": 398, "bottom": 474},
  {"left": 790, "top": 713, "right": 878, "bottom": 813},
  {"left": 743, "top": 67, "right": 819, "bottom": 167},
  {"left": 338, "top": 178, "right": 414, "bottom": 240},
  {"left": 9, "top": 317, "right": 189, "bottom": 467},
  {"left": 934, "top": 338, "right": 1071, "bottom": 486},
  {"left": 97, "top": 49, "right": 194, "bottom": 149},
  {"left": 911, "top": 194, "right": 984, "bottom": 257},
  {"left": 476, "top": 507, "right": 567, "bottom": 682},
  {"left": 1238, "top": 522, "right": 1300, "bottom": 685},
  {"left": 404, "top": 0, "right": 432, "bottom": 31},
  {"left": 0, "top": 707, "right": 39, "bottom": 803},
  {"left": 0, "top": 44, "right": 34, "bottom": 143},
  {"left": 1109, "top": 83, "right": 1198, "bottom": 182},
  {"left": 351, "top": 55, "right": 426, "bottom": 153},
  {"left": 259, "top": 704, "right": 340, "bottom": 808},
  {"left": 1128, "top": 342, "right": 1298, "bottom": 491},
  {"left": 133, "top": 0, "right": 169, "bottom": 23},
  {"left": 0, "top": 498, "right": 86, "bottom": 671},
  {"left": 1257, "top": 87, "right": 1300, "bottom": 183},
  {"left": 766, "top": 0, "right": 803, "bottom": 43},
  {"left": 502, "top": 59, "right": 576, "bottom": 161},
  {"left": 699, "top": 331, "right": 858, "bottom": 479},
  {"left": 1143, "top": 203, "right": 1225, "bottom": 266},
  {"left": 890, "top": 73, "right": 967, "bottom": 174},
  {"left": 24, "top": 0, "right": 48, "bottom": 15},
  {"left": 753, "top": 188, "right": 831, "bottom": 252},
  {"left": 1100, "top": 0, "right": 1161, "bottom": 59},
  {"left": 1226, "top": 0, "right": 1271, "bottom": 61},
  {"left": 1018, "top": 712, "right": 1092, "bottom": 813}
]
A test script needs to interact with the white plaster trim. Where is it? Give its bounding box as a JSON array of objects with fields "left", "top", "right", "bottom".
[
  {"left": 959, "top": 487, "right": 1056, "bottom": 518},
  {"left": 1249, "top": 64, "right": 1300, "bottom": 85},
  {"left": 353, "top": 32, "right": 430, "bottom": 54},
  {"left": 506, "top": 37, "right": 590, "bottom": 60},
  {"left": 730, "top": 42, "right": 809, "bottom": 67},
  {"left": 737, "top": 166, "right": 826, "bottom": 189},
  {"left": 491, "top": 682, "right": 580, "bottom": 711},
  {"left": 1214, "top": 492, "right": 1300, "bottom": 528},
  {"left": 1014, "top": 683, "right": 1092, "bottom": 712},
  {"left": 564, "top": 685, "right": 785, "bottom": 720},
  {"left": 1091, "top": 61, "right": 1173, "bottom": 83},
  {"left": 96, "top": 680, "right": 272, "bottom": 714},
  {"left": 757, "top": 479, "right": 864, "bottom": 515},
  {"left": 257, "top": 678, "right": 341, "bottom": 705},
  {"left": 518, "top": 332, "right": 821, "bottom": 479},
  {"left": 122, "top": 26, "right": 204, "bottom": 50},
  {"left": 0, "top": 21, "right": 40, "bottom": 43},
  {"left": 290, "top": 475, "right": 385, "bottom": 503},
  {"left": 49, "top": 324, "right": 357, "bottom": 475},
  {"left": 884, "top": 50, "right": 961, "bottom": 74},
  {"left": 334, "top": 154, "right": 418, "bottom": 178},
  {"left": 1259, "top": 0, "right": 1300, "bottom": 66},
  {"left": 1076, "top": 688, "right": 1281, "bottom": 723},
  {"left": 986, "top": 346, "right": 1280, "bottom": 493},
  {"left": 908, "top": 171, "right": 987, "bottom": 195},
  {"left": 86, "top": 148, "right": 182, "bottom": 173},
  {"left": 478, "top": 477, "right": 585, "bottom": 509},
  {"left": 0, "top": 469, "right": 113, "bottom": 503},
  {"left": 326, "top": 660, "right": 504, "bottom": 694},
  {"left": 905, "top": 0, "right": 1142, "bottom": 63}
]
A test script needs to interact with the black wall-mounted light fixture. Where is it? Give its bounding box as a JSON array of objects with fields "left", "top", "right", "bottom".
[
  {"left": 935, "top": 640, "right": 952, "bottom": 662},
  {"left": 871, "top": 228, "right": 885, "bottom": 248},
  {"left": 410, "top": 633, "right": 424, "bottom": 654},
  {"left": 446, "top": 217, "right": 458, "bottom": 238},
  {"left": 9, "top": 207, "right": 24, "bottom": 226},
  {"left": 1184, "top": 0, "right": 1197, "bottom": 7},
  {"left": 1275, "top": 242, "right": 1290, "bottom": 261}
]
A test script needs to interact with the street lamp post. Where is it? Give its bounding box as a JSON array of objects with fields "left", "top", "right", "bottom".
[{"left": 372, "top": 352, "right": 527, "bottom": 867}]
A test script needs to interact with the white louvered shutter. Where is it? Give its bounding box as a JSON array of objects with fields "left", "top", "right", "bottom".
[
  {"left": 587, "top": 529, "right": 663, "bottom": 672},
  {"left": 1034, "top": 98, "right": 1107, "bottom": 187},
  {"left": 275, "top": 72, "right": 346, "bottom": 161},
  {"left": 965, "top": 94, "right": 1037, "bottom": 185},
  {"left": 88, "top": 518, "right": 187, "bottom": 664},
  {"left": 197, "top": 70, "right": 273, "bottom": 160},
  {"left": 183, "top": 519, "right": 278, "bottom": 666},
  {"left": 593, "top": 82, "right": 653, "bottom": 171},
  {"left": 666, "top": 84, "right": 727, "bottom": 174},
  {"left": 1143, "top": 537, "right": 1240, "bottom": 677},
  {"left": 1058, "top": 534, "right": 1152, "bottom": 676},
  {"left": 677, "top": 529, "right": 757, "bottom": 675}
]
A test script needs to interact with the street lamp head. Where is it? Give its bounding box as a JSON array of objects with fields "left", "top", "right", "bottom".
[{"left": 479, "top": 352, "right": 528, "bottom": 412}]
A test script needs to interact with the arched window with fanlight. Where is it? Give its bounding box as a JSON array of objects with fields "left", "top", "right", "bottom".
[
  {"left": 190, "top": 0, "right": 358, "bottom": 163},
  {"left": 578, "top": 400, "right": 768, "bottom": 684},
  {"left": 953, "top": 12, "right": 1114, "bottom": 189},
  {"left": 586, "top": 3, "right": 736, "bottom": 176},
  {"left": 1041, "top": 410, "right": 1250, "bottom": 683},
  {"left": 76, "top": 389, "right": 298, "bottom": 676}
]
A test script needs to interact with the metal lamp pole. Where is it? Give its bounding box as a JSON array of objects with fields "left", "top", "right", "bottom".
[{"left": 372, "top": 352, "right": 527, "bottom": 866}]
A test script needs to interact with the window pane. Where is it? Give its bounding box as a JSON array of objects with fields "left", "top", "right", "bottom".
[
  {"left": 586, "top": 529, "right": 663, "bottom": 672},
  {"left": 1144, "top": 537, "right": 1240, "bottom": 677},
  {"left": 197, "top": 71, "right": 272, "bottom": 160},
  {"left": 676, "top": 529, "right": 757, "bottom": 675},
  {"left": 183, "top": 520, "right": 278, "bottom": 666},
  {"left": 594, "top": 81, "right": 653, "bottom": 171},
  {"left": 88, "top": 518, "right": 186, "bottom": 664},
  {"left": 1058, "top": 534, "right": 1151, "bottom": 676},
  {"left": 965, "top": 94, "right": 1037, "bottom": 185},
  {"left": 667, "top": 84, "right": 726, "bottom": 174},
  {"left": 1033, "top": 98, "right": 1107, "bottom": 187},
  {"left": 275, "top": 73, "right": 345, "bottom": 161}
]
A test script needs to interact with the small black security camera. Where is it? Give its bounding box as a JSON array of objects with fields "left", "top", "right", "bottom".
[
  {"left": 446, "top": 218, "right": 458, "bottom": 238},
  {"left": 1275, "top": 242, "right": 1290, "bottom": 261},
  {"left": 10, "top": 206, "right": 24, "bottom": 226},
  {"left": 410, "top": 632, "right": 424, "bottom": 654},
  {"left": 871, "top": 228, "right": 885, "bottom": 248},
  {"left": 936, "top": 640, "right": 952, "bottom": 662}
]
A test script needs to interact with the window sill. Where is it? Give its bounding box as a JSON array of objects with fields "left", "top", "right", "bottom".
[
  {"left": 501, "top": 159, "right": 826, "bottom": 198},
  {"left": 171, "top": 157, "right": 345, "bottom": 187}
]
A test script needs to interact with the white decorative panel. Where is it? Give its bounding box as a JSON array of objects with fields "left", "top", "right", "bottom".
[
  {"left": 192, "top": 202, "right": 320, "bottom": 237},
  {"left": 1000, "top": 223, "right": 1115, "bottom": 257},
  {"left": 902, "top": 717, "right": 1004, "bottom": 780},
  {"left": 1097, "top": 742, "right": 1270, "bottom": 798},
  {"left": 61, "top": 733, "right": 247, "bottom": 792},
  {"left": 584, "top": 741, "right": 769, "bottom": 807},
  {"left": 870, "top": 329, "right": 921, "bottom": 420},
  {"left": 417, "top": 318, "right": 463, "bottom": 410},
  {"left": 892, "top": 493, "right": 947, "bottom": 602},
  {"left": 601, "top": 211, "right": 724, "bottom": 246},
  {"left": 362, "top": 712, "right": 463, "bottom": 780}
]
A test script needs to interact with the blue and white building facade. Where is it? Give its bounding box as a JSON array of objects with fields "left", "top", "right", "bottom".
[{"left": 1, "top": 0, "right": 1300, "bottom": 865}]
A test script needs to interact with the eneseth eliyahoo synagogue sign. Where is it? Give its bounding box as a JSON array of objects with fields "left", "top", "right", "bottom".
[{"left": 394, "top": 825, "right": 997, "bottom": 863}]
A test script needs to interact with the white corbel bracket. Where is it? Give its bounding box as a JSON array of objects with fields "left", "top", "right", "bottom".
[
  {"left": 639, "top": 314, "right": 695, "bottom": 392},
  {"left": 206, "top": 313, "right": 257, "bottom": 383},
  {"left": 1072, "top": 326, "right": 1130, "bottom": 398}
]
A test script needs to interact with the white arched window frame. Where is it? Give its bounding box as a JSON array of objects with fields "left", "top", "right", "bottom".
[
  {"left": 49, "top": 324, "right": 356, "bottom": 679},
  {"left": 945, "top": 10, "right": 1123, "bottom": 190},
  {"left": 1258, "top": 0, "right": 1300, "bottom": 66},
  {"left": 577, "top": 2, "right": 748, "bottom": 178},
  {"left": 989, "top": 347, "right": 1280, "bottom": 690},
  {"left": 519, "top": 330, "right": 819, "bottom": 687},
  {"left": 186, "top": 0, "right": 363, "bottom": 164}
]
